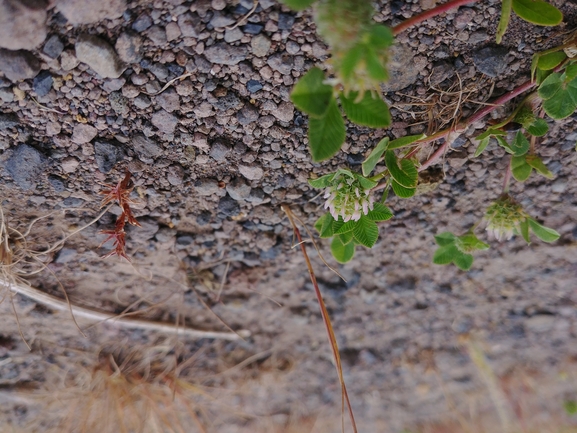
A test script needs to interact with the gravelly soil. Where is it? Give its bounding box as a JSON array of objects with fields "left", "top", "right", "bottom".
[{"left": 1, "top": 0, "right": 577, "bottom": 432}]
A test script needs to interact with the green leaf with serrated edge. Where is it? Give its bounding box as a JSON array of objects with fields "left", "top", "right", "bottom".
[
  {"left": 384, "top": 151, "right": 417, "bottom": 188},
  {"left": 365, "top": 48, "right": 388, "bottom": 81},
  {"left": 341, "top": 45, "right": 364, "bottom": 81},
  {"left": 362, "top": 137, "right": 389, "bottom": 176},
  {"left": 476, "top": 128, "right": 507, "bottom": 140},
  {"left": 332, "top": 218, "right": 344, "bottom": 234},
  {"left": 340, "top": 91, "right": 391, "bottom": 128},
  {"left": 542, "top": 89, "right": 577, "bottom": 119},
  {"left": 496, "top": 0, "right": 512, "bottom": 44},
  {"left": 391, "top": 180, "right": 416, "bottom": 198},
  {"left": 537, "top": 51, "right": 567, "bottom": 70},
  {"left": 308, "top": 173, "right": 334, "bottom": 188},
  {"left": 352, "top": 215, "right": 379, "bottom": 248},
  {"left": 538, "top": 72, "right": 562, "bottom": 100},
  {"left": 565, "top": 64, "right": 577, "bottom": 82},
  {"left": 388, "top": 134, "right": 426, "bottom": 150},
  {"left": 367, "top": 203, "right": 393, "bottom": 222},
  {"left": 510, "top": 131, "right": 530, "bottom": 156},
  {"left": 366, "top": 24, "right": 394, "bottom": 49},
  {"left": 434, "top": 232, "right": 457, "bottom": 247},
  {"left": 453, "top": 253, "right": 474, "bottom": 271},
  {"left": 331, "top": 236, "right": 355, "bottom": 263},
  {"left": 511, "top": 155, "right": 532, "bottom": 181},
  {"left": 519, "top": 219, "right": 531, "bottom": 243},
  {"left": 474, "top": 136, "right": 491, "bottom": 157},
  {"left": 512, "top": 0, "right": 563, "bottom": 26},
  {"left": 308, "top": 98, "right": 346, "bottom": 162},
  {"left": 338, "top": 230, "right": 354, "bottom": 245},
  {"left": 496, "top": 136, "right": 514, "bottom": 153},
  {"left": 433, "top": 245, "right": 460, "bottom": 265},
  {"left": 458, "top": 233, "right": 490, "bottom": 251},
  {"left": 281, "top": 0, "right": 317, "bottom": 10},
  {"left": 528, "top": 218, "right": 560, "bottom": 242},
  {"left": 356, "top": 175, "right": 378, "bottom": 190},
  {"left": 536, "top": 67, "right": 553, "bottom": 85},
  {"left": 315, "top": 213, "right": 335, "bottom": 238},
  {"left": 526, "top": 118, "right": 548, "bottom": 136},
  {"left": 526, "top": 154, "right": 554, "bottom": 179},
  {"left": 291, "top": 67, "right": 334, "bottom": 118},
  {"left": 334, "top": 220, "right": 356, "bottom": 234}
]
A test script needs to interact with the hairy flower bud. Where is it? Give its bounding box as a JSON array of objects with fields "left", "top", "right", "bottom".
[
  {"left": 484, "top": 194, "right": 528, "bottom": 241},
  {"left": 323, "top": 170, "right": 375, "bottom": 222}
]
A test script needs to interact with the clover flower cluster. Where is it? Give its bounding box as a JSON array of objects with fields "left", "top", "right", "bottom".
[
  {"left": 484, "top": 194, "right": 528, "bottom": 241},
  {"left": 323, "top": 172, "right": 374, "bottom": 222}
]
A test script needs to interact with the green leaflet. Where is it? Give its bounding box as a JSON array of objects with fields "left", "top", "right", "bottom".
[
  {"left": 538, "top": 73, "right": 577, "bottom": 119},
  {"left": 281, "top": 0, "right": 317, "bottom": 10},
  {"left": 384, "top": 151, "right": 418, "bottom": 188},
  {"left": 337, "top": 230, "right": 354, "bottom": 245},
  {"left": 511, "top": 155, "right": 532, "bottom": 182},
  {"left": 315, "top": 213, "right": 335, "bottom": 238},
  {"left": 352, "top": 215, "right": 379, "bottom": 248},
  {"left": 308, "top": 173, "right": 335, "bottom": 188},
  {"left": 528, "top": 218, "right": 560, "bottom": 242},
  {"left": 519, "top": 219, "right": 531, "bottom": 243},
  {"left": 496, "top": 0, "right": 512, "bottom": 44},
  {"left": 453, "top": 253, "right": 474, "bottom": 271},
  {"left": 474, "top": 136, "right": 490, "bottom": 157},
  {"left": 388, "top": 134, "right": 426, "bottom": 150},
  {"left": 510, "top": 131, "right": 530, "bottom": 156},
  {"left": 366, "top": 24, "right": 394, "bottom": 49},
  {"left": 526, "top": 118, "right": 548, "bottom": 137},
  {"left": 537, "top": 51, "right": 567, "bottom": 70},
  {"left": 391, "top": 180, "right": 416, "bottom": 198},
  {"left": 331, "top": 236, "right": 355, "bottom": 263},
  {"left": 432, "top": 231, "right": 487, "bottom": 271},
  {"left": 526, "top": 155, "right": 554, "bottom": 179},
  {"left": 291, "top": 67, "right": 334, "bottom": 118},
  {"left": 434, "top": 232, "right": 457, "bottom": 246},
  {"left": 512, "top": 0, "right": 563, "bottom": 26},
  {"left": 366, "top": 203, "right": 393, "bottom": 222},
  {"left": 340, "top": 91, "right": 391, "bottom": 128},
  {"left": 362, "top": 137, "right": 389, "bottom": 176},
  {"left": 308, "top": 98, "right": 346, "bottom": 161}
]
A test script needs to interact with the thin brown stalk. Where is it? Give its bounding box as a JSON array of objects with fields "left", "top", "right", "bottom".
[{"left": 281, "top": 205, "right": 358, "bottom": 433}]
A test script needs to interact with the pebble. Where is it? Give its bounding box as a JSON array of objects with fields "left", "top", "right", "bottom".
[
  {"left": 151, "top": 109, "right": 178, "bottom": 134},
  {"left": 32, "top": 70, "right": 53, "bottom": 97},
  {"left": 0, "top": 49, "right": 41, "bottom": 81},
  {"left": 60, "top": 49, "right": 80, "bottom": 71},
  {"left": 285, "top": 41, "right": 300, "bottom": 55},
  {"left": 209, "top": 12, "right": 235, "bottom": 28},
  {"left": 94, "top": 139, "right": 123, "bottom": 172},
  {"left": 56, "top": 0, "right": 126, "bottom": 24},
  {"left": 61, "top": 156, "right": 80, "bottom": 173},
  {"left": 226, "top": 178, "right": 251, "bottom": 201},
  {"left": 177, "top": 12, "right": 203, "bottom": 38},
  {"left": 71, "top": 123, "right": 98, "bottom": 144},
  {"left": 133, "top": 94, "right": 152, "bottom": 109},
  {"left": 195, "top": 179, "right": 220, "bottom": 196},
  {"left": 243, "top": 24, "right": 264, "bottom": 35},
  {"left": 115, "top": 31, "right": 143, "bottom": 64},
  {"left": 429, "top": 61, "right": 455, "bottom": 85},
  {"left": 129, "top": 218, "right": 159, "bottom": 242},
  {"left": 155, "top": 89, "right": 180, "bottom": 112},
  {"left": 246, "top": 80, "right": 263, "bottom": 93},
  {"left": 224, "top": 28, "right": 243, "bottom": 43},
  {"left": 209, "top": 141, "right": 231, "bottom": 162},
  {"left": 102, "top": 78, "right": 126, "bottom": 92},
  {"left": 132, "top": 133, "right": 162, "bottom": 159},
  {"left": 204, "top": 42, "right": 248, "bottom": 65},
  {"left": 420, "top": 0, "right": 437, "bottom": 10},
  {"left": 6, "top": 144, "right": 47, "bottom": 190},
  {"left": 132, "top": 13, "right": 152, "bottom": 32},
  {"left": 381, "top": 44, "right": 418, "bottom": 92},
  {"left": 237, "top": 104, "right": 260, "bottom": 125},
  {"left": 109, "top": 91, "right": 129, "bottom": 115},
  {"left": 167, "top": 164, "right": 184, "bottom": 186},
  {"left": 43, "top": 35, "right": 64, "bottom": 59},
  {"left": 166, "top": 22, "right": 181, "bottom": 42},
  {"left": 0, "top": 113, "right": 20, "bottom": 130},
  {"left": 271, "top": 101, "right": 294, "bottom": 122},
  {"left": 267, "top": 53, "right": 292, "bottom": 74},
  {"left": 473, "top": 46, "right": 509, "bottom": 77},
  {"left": 239, "top": 164, "right": 264, "bottom": 180},
  {"left": 0, "top": 87, "right": 14, "bottom": 103},
  {"left": 147, "top": 26, "right": 167, "bottom": 46},
  {"left": 75, "top": 34, "right": 126, "bottom": 79},
  {"left": 218, "top": 195, "right": 241, "bottom": 217},
  {"left": 277, "top": 13, "right": 295, "bottom": 31},
  {"left": 0, "top": 0, "right": 47, "bottom": 50}
]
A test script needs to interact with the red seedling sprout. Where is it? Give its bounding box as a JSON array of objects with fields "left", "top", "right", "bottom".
[{"left": 98, "top": 170, "right": 141, "bottom": 261}]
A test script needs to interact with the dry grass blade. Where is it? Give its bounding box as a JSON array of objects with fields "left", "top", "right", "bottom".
[{"left": 281, "top": 205, "right": 357, "bottom": 433}]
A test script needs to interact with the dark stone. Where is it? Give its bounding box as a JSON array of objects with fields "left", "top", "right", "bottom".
[
  {"left": 132, "top": 13, "right": 152, "bottom": 32},
  {"left": 43, "top": 35, "right": 64, "bottom": 59},
  {"left": 213, "top": 92, "right": 241, "bottom": 111},
  {"left": 48, "top": 175, "right": 66, "bottom": 192},
  {"left": 277, "top": 13, "right": 295, "bottom": 30},
  {"left": 390, "top": 0, "right": 404, "bottom": 14},
  {"left": 451, "top": 135, "right": 467, "bottom": 148},
  {"left": 148, "top": 63, "right": 169, "bottom": 81},
  {"left": 236, "top": 104, "right": 259, "bottom": 125},
  {"left": 473, "top": 46, "right": 509, "bottom": 78},
  {"left": 242, "top": 24, "right": 263, "bottom": 35},
  {"left": 33, "top": 70, "right": 53, "bottom": 97},
  {"left": 246, "top": 79, "right": 262, "bottom": 93},
  {"left": 176, "top": 235, "right": 194, "bottom": 245},
  {"left": 94, "top": 140, "right": 123, "bottom": 173},
  {"left": 0, "top": 48, "right": 41, "bottom": 81},
  {"left": 217, "top": 194, "right": 240, "bottom": 217},
  {"left": 196, "top": 210, "right": 212, "bottom": 226},
  {"left": 346, "top": 153, "right": 364, "bottom": 166},
  {"left": 429, "top": 60, "right": 455, "bottom": 85},
  {"left": 62, "top": 197, "right": 85, "bottom": 207},
  {"left": 0, "top": 113, "right": 19, "bottom": 130},
  {"left": 167, "top": 63, "right": 185, "bottom": 78},
  {"left": 6, "top": 144, "right": 46, "bottom": 190}
]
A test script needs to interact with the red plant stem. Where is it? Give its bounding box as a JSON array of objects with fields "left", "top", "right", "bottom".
[
  {"left": 417, "top": 79, "right": 536, "bottom": 171},
  {"left": 392, "top": 0, "right": 482, "bottom": 35}
]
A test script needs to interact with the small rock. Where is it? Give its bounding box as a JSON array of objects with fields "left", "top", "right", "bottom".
[
  {"left": 237, "top": 104, "right": 259, "bottom": 125},
  {"left": 154, "top": 88, "right": 180, "bottom": 112},
  {"left": 147, "top": 26, "right": 167, "bottom": 46},
  {"left": 429, "top": 61, "right": 455, "bottom": 85},
  {"left": 115, "top": 31, "right": 143, "bottom": 64},
  {"left": 62, "top": 197, "right": 84, "bottom": 207},
  {"left": 132, "top": 13, "right": 152, "bottom": 32},
  {"left": 226, "top": 178, "right": 251, "bottom": 201},
  {"left": 128, "top": 218, "right": 159, "bottom": 242},
  {"left": 196, "top": 210, "right": 212, "bottom": 226},
  {"left": 165, "top": 22, "right": 181, "bottom": 41},
  {"left": 195, "top": 179, "right": 220, "bottom": 196},
  {"left": 46, "top": 122, "right": 61, "bottom": 136},
  {"left": 60, "top": 49, "right": 79, "bottom": 71},
  {"left": 218, "top": 195, "right": 240, "bottom": 217},
  {"left": 251, "top": 34, "right": 271, "bottom": 58},
  {"left": 133, "top": 94, "right": 152, "bottom": 109},
  {"left": 0, "top": 49, "right": 40, "bottom": 81},
  {"left": 277, "top": 13, "right": 295, "bottom": 30},
  {"left": 6, "top": 144, "right": 47, "bottom": 190},
  {"left": 55, "top": 248, "right": 77, "bottom": 264},
  {"left": 151, "top": 109, "right": 178, "bottom": 134},
  {"left": 267, "top": 53, "right": 292, "bottom": 74},
  {"left": 32, "top": 70, "right": 53, "bottom": 97},
  {"left": 177, "top": 12, "right": 203, "bottom": 38},
  {"left": 204, "top": 42, "right": 248, "bottom": 65},
  {"left": 147, "top": 63, "right": 169, "bottom": 81},
  {"left": 469, "top": 31, "right": 489, "bottom": 45},
  {"left": 71, "top": 123, "right": 98, "bottom": 144},
  {"left": 209, "top": 12, "right": 235, "bottom": 28},
  {"left": 61, "top": 156, "right": 79, "bottom": 173},
  {"left": 246, "top": 80, "right": 263, "bottom": 93},
  {"left": 102, "top": 78, "right": 126, "bottom": 93},
  {"left": 272, "top": 101, "right": 294, "bottom": 122},
  {"left": 420, "top": 0, "right": 437, "bottom": 10},
  {"left": 43, "top": 35, "right": 64, "bottom": 59},
  {"left": 167, "top": 164, "right": 184, "bottom": 185},
  {"left": 132, "top": 133, "right": 162, "bottom": 160},
  {"left": 109, "top": 91, "right": 129, "bottom": 115},
  {"left": 0, "top": 113, "right": 19, "bottom": 130},
  {"left": 381, "top": 44, "right": 419, "bottom": 92},
  {"left": 209, "top": 141, "right": 230, "bottom": 162},
  {"left": 0, "top": 87, "right": 14, "bottom": 103},
  {"left": 57, "top": 0, "right": 126, "bottom": 24},
  {"left": 0, "top": 0, "right": 47, "bottom": 50},
  {"left": 242, "top": 24, "right": 263, "bottom": 35},
  {"left": 48, "top": 175, "right": 66, "bottom": 192},
  {"left": 75, "top": 34, "right": 125, "bottom": 79},
  {"left": 94, "top": 139, "right": 123, "bottom": 172},
  {"left": 473, "top": 46, "right": 509, "bottom": 77},
  {"left": 239, "top": 164, "right": 264, "bottom": 180},
  {"left": 224, "top": 28, "right": 243, "bottom": 43}
]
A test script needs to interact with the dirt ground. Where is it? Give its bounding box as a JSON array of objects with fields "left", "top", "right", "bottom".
[{"left": 0, "top": 0, "right": 577, "bottom": 432}]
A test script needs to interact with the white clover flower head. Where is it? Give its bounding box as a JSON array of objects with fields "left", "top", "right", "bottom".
[
  {"left": 484, "top": 194, "right": 528, "bottom": 242},
  {"left": 323, "top": 170, "right": 374, "bottom": 222}
]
